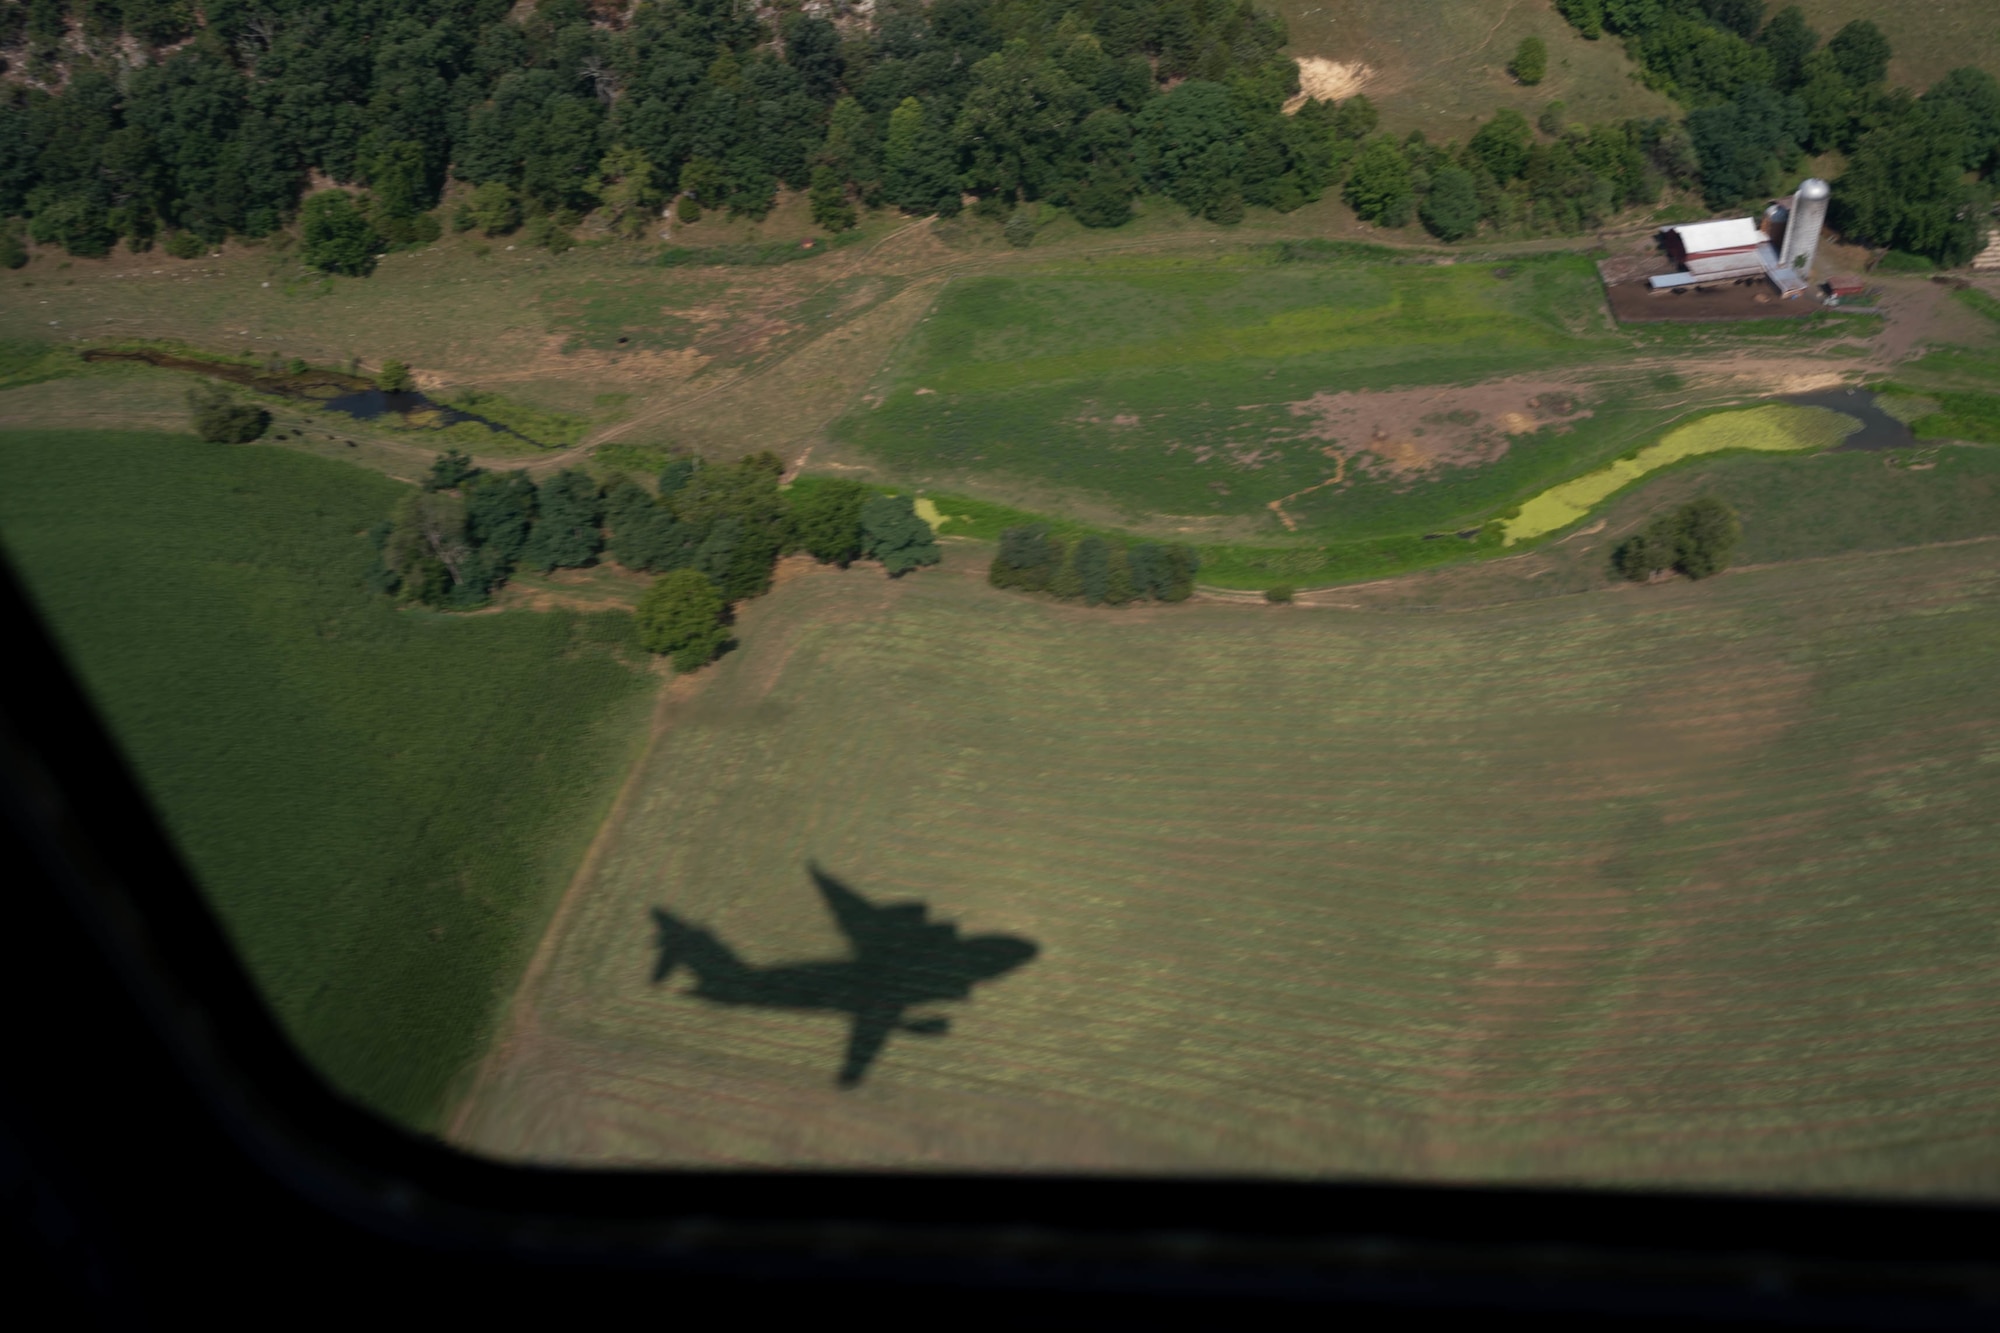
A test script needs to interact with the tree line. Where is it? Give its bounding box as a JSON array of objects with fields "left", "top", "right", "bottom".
[
  {"left": 1554, "top": 3, "right": 2000, "bottom": 266},
  {"left": 988, "top": 524, "right": 1198, "bottom": 605},
  {"left": 373, "top": 448, "right": 940, "bottom": 666},
  {"left": 5, "top": 0, "right": 1993, "bottom": 265}
]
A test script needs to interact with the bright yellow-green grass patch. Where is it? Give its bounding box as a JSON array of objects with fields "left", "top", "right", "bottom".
[
  {"left": 913, "top": 497, "right": 947, "bottom": 532},
  {"left": 1503, "top": 404, "right": 1860, "bottom": 545}
]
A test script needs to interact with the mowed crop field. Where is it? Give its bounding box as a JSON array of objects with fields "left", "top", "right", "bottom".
[
  {"left": 457, "top": 539, "right": 2000, "bottom": 1194},
  {"left": 0, "top": 429, "right": 658, "bottom": 1130}
]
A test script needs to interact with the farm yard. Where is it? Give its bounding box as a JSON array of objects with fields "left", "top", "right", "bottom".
[{"left": 455, "top": 537, "right": 2000, "bottom": 1194}]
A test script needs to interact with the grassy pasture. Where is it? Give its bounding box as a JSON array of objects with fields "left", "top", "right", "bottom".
[
  {"left": 1271, "top": 0, "right": 1679, "bottom": 140},
  {"left": 0, "top": 429, "right": 656, "bottom": 1130},
  {"left": 456, "top": 539, "right": 2000, "bottom": 1194},
  {"left": 837, "top": 251, "right": 1627, "bottom": 525}
]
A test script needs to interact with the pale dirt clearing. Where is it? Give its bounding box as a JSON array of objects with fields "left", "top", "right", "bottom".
[{"left": 1283, "top": 58, "right": 1376, "bottom": 113}]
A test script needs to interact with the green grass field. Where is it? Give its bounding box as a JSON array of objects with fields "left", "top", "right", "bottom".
[
  {"left": 0, "top": 429, "right": 657, "bottom": 1130},
  {"left": 454, "top": 538, "right": 2000, "bottom": 1194},
  {"left": 832, "top": 245, "right": 1878, "bottom": 576},
  {"left": 837, "top": 250, "right": 1620, "bottom": 521}
]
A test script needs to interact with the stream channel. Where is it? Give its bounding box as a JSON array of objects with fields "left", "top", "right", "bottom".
[{"left": 82, "top": 349, "right": 543, "bottom": 448}]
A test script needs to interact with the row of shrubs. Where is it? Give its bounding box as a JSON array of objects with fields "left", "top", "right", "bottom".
[{"left": 987, "top": 526, "right": 1200, "bottom": 605}]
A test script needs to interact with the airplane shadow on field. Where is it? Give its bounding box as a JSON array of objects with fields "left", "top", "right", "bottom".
[{"left": 648, "top": 864, "right": 1039, "bottom": 1087}]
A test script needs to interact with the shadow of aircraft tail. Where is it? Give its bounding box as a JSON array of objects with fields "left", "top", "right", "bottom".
[{"left": 648, "top": 868, "right": 1038, "bottom": 1086}]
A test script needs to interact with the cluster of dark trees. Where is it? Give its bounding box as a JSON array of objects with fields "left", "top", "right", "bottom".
[
  {"left": 187, "top": 382, "right": 272, "bottom": 443},
  {"left": 1345, "top": 105, "right": 1692, "bottom": 242},
  {"left": 988, "top": 524, "right": 1197, "bottom": 605},
  {"left": 1610, "top": 494, "right": 1739, "bottom": 582},
  {"left": 1555, "top": 3, "right": 2000, "bottom": 265},
  {"left": 0, "top": 0, "right": 1333, "bottom": 258},
  {"left": 373, "top": 449, "right": 939, "bottom": 663}
]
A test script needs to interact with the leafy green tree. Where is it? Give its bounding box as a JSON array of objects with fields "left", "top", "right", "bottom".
[
  {"left": 299, "top": 191, "right": 378, "bottom": 277},
  {"left": 368, "top": 139, "right": 430, "bottom": 223},
  {"left": 1332, "top": 95, "right": 1380, "bottom": 142},
  {"left": 187, "top": 383, "right": 270, "bottom": 444},
  {"left": 1344, "top": 136, "right": 1414, "bottom": 227},
  {"left": 1264, "top": 584, "right": 1295, "bottom": 603},
  {"left": 521, "top": 468, "right": 603, "bottom": 571},
  {"left": 1557, "top": 0, "right": 1603, "bottom": 40},
  {"left": 590, "top": 145, "right": 664, "bottom": 238},
  {"left": 954, "top": 39, "right": 1091, "bottom": 206},
  {"left": 600, "top": 478, "right": 686, "bottom": 572},
  {"left": 1689, "top": 83, "right": 1804, "bottom": 206},
  {"left": 1826, "top": 19, "right": 1891, "bottom": 88},
  {"left": 883, "top": 97, "right": 959, "bottom": 214},
  {"left": 376, "top": 359, "right": 414, "bottom": 393},
  {"left": 1835, "top": 103, "right": 1991, "bottom": 266},
  {"left": 0, "top": 219, "right": 26, "bottom": 269},
  {"left": 1920, "top": 68, "right": 2000, "bottom": 171},
  {"left": 657, "top": 456, "right": 700, "bottom": 498},
  {"left": 1421, "top": 165, "right": 1481, "bottom": 241},
  {"left": 1611, "top": 496, "right": 1740, "bottom": 582},
  {"left": 860, "top": 494, "right": 941, "bottom": 576},
  {"left": 422, "top": 448, "right": 479, "bottom": 492},
  {"left": 1674, "top": 495, "right": 1741, "bottom": 579},
  {"left": 1511, "top": 37, "right": 1548, "bottom": 86},
  {"left": 670, "top": 453, "right": 791, "bottom": 598},
  {"left": 1701, "top": 0, "right": 1767, "bottom": 40},
  {"left": 808, "top": 164, "right": 856, "bottom": 232},
  {"left": 462, "top": 181, "right": 521, "bottom": 236},
  {"left": 1469, "top": 109, "right": 1534, "bottom": 181},
  {"left": 1757, "top": 6, "right": 1819, "bottom": 91},
  {"left": 1135, "top": 80, "right": 1246, "bottom": 220},
  {"left": 464, "top": 471, "right": 537, "bottom": 569},
  {"left": 636, "top": 569, "right": 729, "bottom": 671},
  {"left": 990, "top": 525, "right": 1059, "bottom": 591},
  {"left": 382, "top": 490, "right": 476, "bottom": 608},
  {"left": 788, "top": 478, "right": 870, "bottom": 566}
]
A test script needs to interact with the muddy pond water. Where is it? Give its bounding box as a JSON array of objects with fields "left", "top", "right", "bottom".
[
  {"left": 1780, "top": 388, "right": 1916, "bottom": 452},
  {"left": 82, "top": 349, "right": 540, "bottom": 447}
]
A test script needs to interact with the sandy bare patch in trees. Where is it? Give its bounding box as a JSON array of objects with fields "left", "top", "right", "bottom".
[
  {"left": 1283, "top": 377, "right": 1593, "bottom": 478},
  {"left": 1284, "top": 58, "right": 1375, "bottom": 113}
]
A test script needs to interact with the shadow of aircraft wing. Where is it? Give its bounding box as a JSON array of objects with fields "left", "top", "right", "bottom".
[
  {"left": 838, "top": 1003, "right": 904, "bottom": 1087},
  {"left": 810, "top": 862, "right": 909, "bottom": 953}
]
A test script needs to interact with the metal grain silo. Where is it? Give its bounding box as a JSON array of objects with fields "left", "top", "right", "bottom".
[{"left": 1780, "top": 179, "right": 1831, "bottom": 278}]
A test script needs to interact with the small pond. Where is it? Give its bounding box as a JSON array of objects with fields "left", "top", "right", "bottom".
[
  {"left": 1779, "top": 387, "right": 1916, "bottom": 452},
  {"left": 82, "top": 349, "right": 541, "bottom": 447}
]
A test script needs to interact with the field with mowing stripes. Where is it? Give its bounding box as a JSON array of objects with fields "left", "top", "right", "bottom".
[{"left": 456, "top": 540, "right": 2000, "bottom": 1194}]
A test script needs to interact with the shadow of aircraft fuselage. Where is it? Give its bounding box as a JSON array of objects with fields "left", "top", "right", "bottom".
[{"left": 650, "top": 865, "right": 1038, "bottom": 1086}]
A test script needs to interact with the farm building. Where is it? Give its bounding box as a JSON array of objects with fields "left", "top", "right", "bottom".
[{"left": 1649, "top": 179, "right": 1830, "bottom": 300}]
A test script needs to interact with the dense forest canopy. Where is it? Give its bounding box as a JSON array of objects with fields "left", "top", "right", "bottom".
[{"left": 0, "top": 0, "right": 1994, "bottom": 263}]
